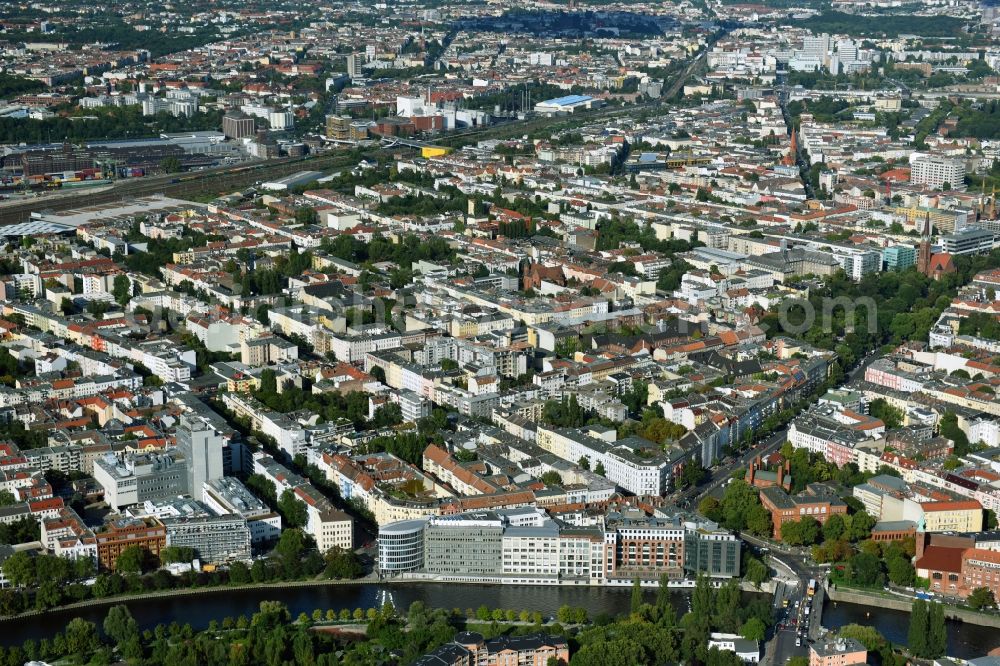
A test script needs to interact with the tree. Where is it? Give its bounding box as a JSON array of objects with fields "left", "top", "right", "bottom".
[
  {"left": 968, "top": 586, "right": 996, "bottom": 610},
  {"left": 846, "top": 511, "right": 876, "bottom": 541},
  {"left": 275, "top": 528, "right": 310, "bottom": 568},
  {"left": 939, "top": 411, "right": 971, "bottom": 455},
  {"left": 554, "top": 336, "right": 579, "bottom": 359},
  {"left": 692, "top": 573, "right": 713, "bottom": 619},
  {"left": 324, "top": 547, "right": 363, "bottom": 579},
  {"left": 699, "top": 496, "right": 722, "bottom": 522},
  {"left": 278, "top": 489, "right": 308, "bottom": 529},
  {"left": 577, "top": 456, "right": 590, "bottom": 470},
  {"left": 540, "top": 471, "right": 562, "bottom": 486},
  {"left": 595, "top": 462, "right": 606, "bottom": 477},
  {"left": 741, "top": 617, "right": 766, "bottom": 642},
  {"left": 868, "top": 398, "right": 904, "bottom": 429},
  {"left": 630, "top": 576, "right": 643, "bottom": 614},
  {"left": 104, "top": 604, "right": 139, "bottom": 647},
  {"left": 717, "top": 480, "right": 772, "bottom": 537},
  {"left": 657, "top": 572, "right": 671, "bottom": 611},
  {"left": 112, "top": 274, "right": 132, "bottom": 306},
  {"left": 927, "top": 601, "right": 947, "bottom": 658},
  {"left": 839, "top": 623, "right": 889, "bottom": 652},
  {"left": 781, "top": 516, "right": 821, "bottom": 546},
  {"left": 680, "top": 459, "right": 708, "bottom": 489},
  {"left": 296, "top": 206, "right": 319, "bottom": 225},
  {"left": 848, "top": 551, "right": 883, "bottom": 586},
  {"left": 160, "top": 156, "right": 182, "bottom": 174},
  {"left": 886, "top": 555, "right": 915, "bottom": 587},
  {"left": 159, "top": 546, "right": 195, "bottom": 564},
  {"left": 713, "top": 579, "right": 742, "bottom": 632},
  {"left": 260, "top": 369, "right": 278, "bottom": 396},
  {"left": 909, "top": 599, "right": 928, "bottom": 656},
  {"left": 229, "top": 560, "right": 251, "bottom": 584},
  {"left": 30, "top": 579, "right": 62, "bottom": 611},
  {"left": 64, "top": 617, "right": 99, "bottom": 657},
  {"left": 822, "top": 514, "right": 846, "bottom": 541},
  {"left": 115, "top": 545, "right": 151, "bottom": 574},
  {"left": 0, "top": 550, "right": 34, "bottom": 588},
  {"left": 743, "top": 556, "right": 769, "bottom": 588}
]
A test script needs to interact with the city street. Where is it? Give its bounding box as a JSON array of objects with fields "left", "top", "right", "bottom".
[{"left": 742, "top": 532, "right": 826, "bottom": 665}]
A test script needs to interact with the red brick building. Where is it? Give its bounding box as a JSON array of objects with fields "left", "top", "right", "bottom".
[
  {"left": 746, "top": 456, "right": 791, "bottom": 491},
  {"left": 911, "top": 532, "right": 998, "bottom": 599},
  {"left": 759, "top": 485, "right": 848, "bottom": 540}
]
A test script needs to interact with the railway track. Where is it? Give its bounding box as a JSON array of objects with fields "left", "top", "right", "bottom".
[{"left": 0, "top": 150, "right": 377, "bottom": 226}]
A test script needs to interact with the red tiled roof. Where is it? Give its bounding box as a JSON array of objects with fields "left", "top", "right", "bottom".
[
  {"left": 922, "top": 500, "right": 982, "bottom": 512},
  {"left": 916, "top": 545, "right": 964, "bottom": 573}
]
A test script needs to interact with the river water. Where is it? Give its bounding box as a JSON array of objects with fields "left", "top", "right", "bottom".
[
  {"left": 822, "top": 599, "right": 997, "bottom": 659},
  {"left": 0, "top": 583, "right": 996, "bottom": 658}
]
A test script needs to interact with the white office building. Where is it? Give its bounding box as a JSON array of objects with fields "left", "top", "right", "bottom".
[{"left": 910, "top": 153, "right": 966, "bottom": 190}]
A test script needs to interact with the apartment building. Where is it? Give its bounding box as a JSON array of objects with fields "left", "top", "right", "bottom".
[
  {"left": 222, "top": 393, "right": 308, "bottom": 458},
  {"left": 309, "top": 448, "right": 444, "bottom": 526},
  {"left": 535, "top": 426, "right": 675, "bottom": 496},
  {"left": 40, "top": 506, "right": 97, "bottom": 561},
  {"left": 94, "top": 516, "right": 167, "bottom": 570},
  {"left": 905, "top": 499, "right": 984, "bottom": 533},
  {"left": 413, "top": 632, "right": 569, "bottom": 666},
  {"left": 252, "top": 452, "right": 354, "bottom": 552},
  {"left": 809, "top": 639, "right": 867, "bottom": 666}
]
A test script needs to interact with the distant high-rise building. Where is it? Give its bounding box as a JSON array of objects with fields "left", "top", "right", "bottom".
[
  {"left": 326, "top": 114, "right": 351, "bottom": 140},
  {"left": 222, "top": 110, "right": 255, "bottom": 139},
  {"left": 801, "top": 33, "right": 831, "bottom": 63},
  {"left": 883, "top": 245, "right": 916, "bottom": 272},
  {"left": 346, "top": 53, "right": 359, "bottom": 78},
  {"left": 176, "top": 414, "right": 224, "bottom": 497},
  {"left": 910, "top": 153, "right": 966, "bottom": 190},
  {"left": 836, "top": 39, "right": 858, "bottom": 63}
]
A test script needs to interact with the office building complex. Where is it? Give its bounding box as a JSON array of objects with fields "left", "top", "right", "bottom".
[
  {"left": 882, "top": 246, "right": 916, "bottom": 271},
  {"left": 942, "top": 229, "right": 995, "bottom": 256},
  {"left": 202, "top": 476, "right": 282, "bottom": 544},
  {"left": 162, "top": 514, "right": 252, "bottom": 564},
  {"left": 94, "top": 452, "right": 188, "bottom": 511},
  {"left": 536, "top": 426, "right": 677, "bottom": 496},
  {"left": 378, "top": 507, "right": 740, "bottom": 585}
]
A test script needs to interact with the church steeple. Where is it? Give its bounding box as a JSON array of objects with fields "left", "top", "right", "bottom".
[{"left": 918, "top": 211, "right": 933, "bottom": 276}]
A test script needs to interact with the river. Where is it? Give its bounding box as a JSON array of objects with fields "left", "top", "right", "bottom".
[
  {"left": 822, "top": 599, "right": 998, "bottom": 659},
  {"left": 0, "top": 583, "right": 996, "bottom": 658}
]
